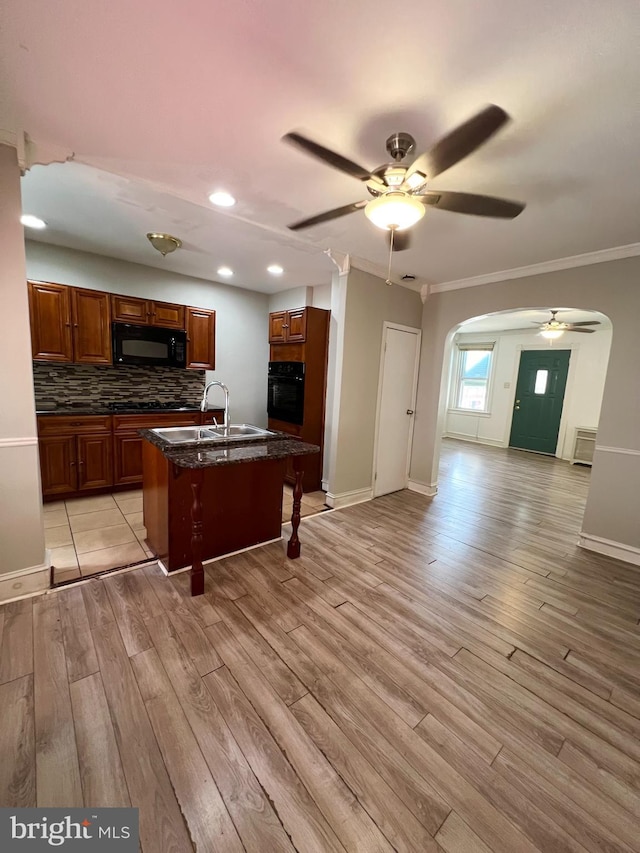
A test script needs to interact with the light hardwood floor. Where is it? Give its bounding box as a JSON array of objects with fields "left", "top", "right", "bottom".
[{"left": 2, "top": 439, "right": 640, "bottom": 852}]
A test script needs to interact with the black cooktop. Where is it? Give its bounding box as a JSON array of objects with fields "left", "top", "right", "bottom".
[{"left": 107, "top": 400, "right": 196, "bottom": 411}]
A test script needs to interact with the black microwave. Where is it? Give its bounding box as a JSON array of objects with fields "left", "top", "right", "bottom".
[
  {"left": 112, "top": 322, "right": 187, "bottom": 368},
  {"left": 267, "top": 361, "right": 305, "bottom": 425}
]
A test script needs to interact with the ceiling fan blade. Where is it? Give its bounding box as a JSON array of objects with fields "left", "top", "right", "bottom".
[
  {"left": 287, "top": 200, "right": 367, "bottom": 231},
  {"left": 388, "top": 230, "right": 412, "bottom": 252},
  {"left": 407, "top": 104, "right": 510, "bottom": 180},
  {"left": 419, "top": 190, "right": 525, "bottom": 219},
  {"left": 565, "top": 320, "right": 601, "bottom": 327},
  {"left": 283, "top": 132, "right": 384, "bottom": 185},
  {"left": 566, "top": 327, "right": 596, "bottom": 333}
]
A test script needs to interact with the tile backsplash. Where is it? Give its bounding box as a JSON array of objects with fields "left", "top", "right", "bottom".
[{"left": 33, "top": 363, "right": 206, "bottom": 407}]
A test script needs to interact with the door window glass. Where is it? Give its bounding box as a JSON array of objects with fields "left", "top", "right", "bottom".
[{"left": 534, "top": 369, "right": 549, "bottom": 395}]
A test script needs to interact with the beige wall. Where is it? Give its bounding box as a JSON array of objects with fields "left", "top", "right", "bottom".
[
  {"left": 0, "top": 145, "right": 47, "bottom": 595},
  {"left": 411, "top": 256, "right": 640, "bottom": 556},
  {"left": 330, "top": 266, "right": 423, "bottom": 498}
]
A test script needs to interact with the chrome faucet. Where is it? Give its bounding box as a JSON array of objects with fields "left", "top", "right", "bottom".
[{"left": 201, "top": 380, "right": 230, "bottom": 429}]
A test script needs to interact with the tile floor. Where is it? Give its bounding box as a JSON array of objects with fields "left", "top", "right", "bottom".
[{"left": 46, "top": 486, "right": 329, "bottom": 584}]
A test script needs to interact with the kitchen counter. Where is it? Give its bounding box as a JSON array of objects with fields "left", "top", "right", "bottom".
[
  {"left": 139, "top": 427, "right": 318, "bottom": 468},
  {"left": 141, "top": 428, "right": 320, "bottom": 595}
]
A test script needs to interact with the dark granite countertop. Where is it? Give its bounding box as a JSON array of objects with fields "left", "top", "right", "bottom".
[
  {"left": 36, "top": 405, "right": 203, "bottom": 416},
  {"left": 139, "top": 427, "right": 319, "bottom": 469}
]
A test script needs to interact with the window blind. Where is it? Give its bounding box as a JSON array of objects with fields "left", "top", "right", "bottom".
[{"left": 456, "top": 342, "right": 495, "bottom": 352}]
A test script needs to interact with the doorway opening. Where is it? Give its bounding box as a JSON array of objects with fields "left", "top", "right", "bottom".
[{"left": 433, "top": 306, "right": 612, "bottom": 536}]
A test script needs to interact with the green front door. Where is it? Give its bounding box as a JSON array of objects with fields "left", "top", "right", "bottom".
[{"left": 509, "top": 349, "right": 571, "bottom": 455}]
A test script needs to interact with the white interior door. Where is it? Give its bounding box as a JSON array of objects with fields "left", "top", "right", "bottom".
[{"left": 374, "top": 324, "right": 421, "bottom": 497}]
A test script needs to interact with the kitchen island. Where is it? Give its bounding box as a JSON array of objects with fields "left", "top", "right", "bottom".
[{"left": 140, "top": 428, "right": 319, "bottom": 595}]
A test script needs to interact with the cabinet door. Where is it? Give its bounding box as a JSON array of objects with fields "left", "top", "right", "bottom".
[
  {"left": 77, "top": 433, "right": 113, "bottom": 491},
  {"left": 111, "top": 294, "right": 150, "bottom": 324},
  {"left": 71, "top": 288, "right": 112, "bottom": 364},
  {"left": 186, "top": 307, "right": 216, "bottom": 369},
  {"left": 39, "top": 435, "right": 77, "bottom": 495},
  {"left": 286, "top": 308, "right": 307, "bottom": 342},
  {"left": 113, "top": 432, "right": 144, "bottom": 485},
  {"left": 28, "top": 281, "right": 73, "bottom": 362},
  {"left": 269, "top": 312, "right": 287, "bottom": 343},
  {"left": 150, "top": 301, "right": 185, "bottom": 329}
]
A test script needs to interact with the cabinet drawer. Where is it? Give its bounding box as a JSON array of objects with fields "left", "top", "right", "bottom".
[
  {"left": 112, "top": 412, "right": 200, "bottom": 431},
  {"left": 38, "top": 415, "right": 112, "bottom": 435}
]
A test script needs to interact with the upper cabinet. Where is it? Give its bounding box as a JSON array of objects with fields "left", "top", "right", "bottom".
[
  {"left": 71, "top": 288, "right": 111, "bottom": 364},
  {"left": 111, "top": 295, "right": 185, "bottom": 329},
  {"left": 269, "top": 308, "right": 307, "bottom": 343},
  {"left": 29, "top": 281, "right": 215, "bottom": 369},
  {"left": 186, "top": 306, "right": 216, "bottom": 370},
  {"left": 28, "top": 281, "right": 73, "bottom": 362},
  {"left": 29, "top": 281, "right": 110, "bottom": 364}
]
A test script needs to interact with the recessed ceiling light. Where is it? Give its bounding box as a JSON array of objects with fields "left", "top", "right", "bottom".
[
  {"left": 209, "top": 191, "right": 236, "bottom": 207},
  {"left": 21, "top": 214, "right": 47, "bottom": 229},
  {"left": 217, "top": 266, "right": 233, "bottom": 277},
  {"left": 267, "top": 264, "right": 284, "bottom": 275}
]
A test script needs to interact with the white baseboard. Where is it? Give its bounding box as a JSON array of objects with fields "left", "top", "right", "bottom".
[
  {"left": 443, "top": 432, "right": 505, "bottom": 448},
  {"left": 321, "top": 478, "right": 329, "bottom": 492},
  {"left": 578, "top": 532, "right": 640, "bottom": 566},
  {"left": 0, "top": 554, "right": 51, "bottom": 602},
  {"left": 325, "top": 487, "right": 373, "bottom": 509},
  {"left": 408, "top": 479, "right": 438, "bottom": 497}
]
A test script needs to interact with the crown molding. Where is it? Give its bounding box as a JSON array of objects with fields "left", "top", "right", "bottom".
[{"left": 429, "top": 242, "right": 640, "bottom": 295}]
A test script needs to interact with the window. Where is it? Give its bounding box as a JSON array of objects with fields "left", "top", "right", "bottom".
[{"left": 451, "top": 343, "right": 495, "bottom": 412}]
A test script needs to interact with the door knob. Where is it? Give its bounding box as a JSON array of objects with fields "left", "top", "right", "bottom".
[
  {"left": 406, "top": 409, "right": 414, "bottom": 415},
  {"left": 514, "top": 405, "right": 520, "bottom": 410}
]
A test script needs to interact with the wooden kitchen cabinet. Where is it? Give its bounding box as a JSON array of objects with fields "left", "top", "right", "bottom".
[
  {"left": 29, "top": 281, "right": 111, "bottom": 365},
  {"left": 71, "top": 288, "right": 111, "bottom": 364},
  {"left": 268, "top": 309, "right": 308, "bottom": 343},
  {"left": 28, "top": 281, "right": 73, "bottom": 362},
  {"left": 111, "top": 295, "right": 185, "bottom": 329},
  {"left": 39, "top": 434, "right": 78, "bottom": 495},
  {"left": 112, "top": 412, "right": 202, "bottom": 486},
  {"left": 186, "top": 306, "right": 216, "bottom": 369},
  {"left": 77, "top": 433, "right": 113, "bottom": 490}
]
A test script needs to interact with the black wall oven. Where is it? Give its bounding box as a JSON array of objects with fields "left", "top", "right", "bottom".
[
  {"left": 267, "top": 361, "right": 305, "bottom": 425},
  {"left": 112, "top": 322, "right": 187, "bottom": 368}
]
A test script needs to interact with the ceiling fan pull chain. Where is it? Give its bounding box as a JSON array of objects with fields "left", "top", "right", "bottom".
[{"left": 386, "top": 229, "right": 394, "bottom": 286}]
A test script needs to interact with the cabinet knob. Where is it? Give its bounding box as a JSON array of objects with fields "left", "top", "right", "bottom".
[
  {"left": 70, "top": 461, "right": 76, "bottom": 466},
  {"left": 65, "top": 322, "right": 71, "bottom": 327},
  {"left": 74, "top": 323, "right": 79, "bottom": 328}
]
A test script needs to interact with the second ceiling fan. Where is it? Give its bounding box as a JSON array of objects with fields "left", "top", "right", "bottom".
[{"left": 283, "top": 104, "right": 526, "bottom": 250}]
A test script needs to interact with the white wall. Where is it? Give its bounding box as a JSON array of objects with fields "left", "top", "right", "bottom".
[
  {"left": 25, "top": 241, "right": 270, "bottom": 426},
  {"left": 411, "top": 256, "right": 640, "bottom": 563},
  {"left": 0, "top": 146, "right": 47, "bottom": 598},
  {"left": 444, "top": 328, "right": 612, "bottom": 459},
  {"left": 267, "top": 284, "right": 332, "bottom": 312},
  {"left": 329, "top": 266, "right": 423, "bottom": 500}
]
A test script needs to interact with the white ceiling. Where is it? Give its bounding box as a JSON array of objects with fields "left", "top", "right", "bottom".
[{"left": 2, "top": 0, "right": 640, "bottom": 292}]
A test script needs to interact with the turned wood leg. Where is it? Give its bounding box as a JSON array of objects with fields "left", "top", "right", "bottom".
[
  {"left": 190, "top": 468, "right": 205, "bottom": 596},
  {"left": 287, "top": 459, "right": 304, "bottom": 559}
]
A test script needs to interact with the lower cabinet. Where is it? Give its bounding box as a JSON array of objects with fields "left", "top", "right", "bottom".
[
  {"left": 39, "top": 435, "right": 78, "bottom": 495},
  {"left": 39, "top": 410, "right": 226, "bottom": 498},
  {"left": 39, "top": 431, "right": 112, "bottom": 496}
]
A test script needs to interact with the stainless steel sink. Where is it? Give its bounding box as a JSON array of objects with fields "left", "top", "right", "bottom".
[
  {"left": 150, "top": 424, "right": 276, "bottom": 445},
  {"left": 151, "top": 426, "right": 220, "bottom": 443},
  {"left": 209, "top": 424, "right": 275, "bottom": 439}
]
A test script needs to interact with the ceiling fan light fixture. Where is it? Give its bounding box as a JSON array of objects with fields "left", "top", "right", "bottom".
[
  {"left": 364, "top": 192, "right": 425, "bottom": 231},
  {"left": 146, "top": 232, "right": 182, "bottom": 257},
  {"left": 540, "top": 328, "right": 565, "bottom": 340}
]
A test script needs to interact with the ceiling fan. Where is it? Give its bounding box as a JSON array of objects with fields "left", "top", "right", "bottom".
[
  {"left": 283, "top": 104, "right": 526, "bottom": 251},
  {"left": 534, "top": 310, "right": 601, "bottom": 337}
]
